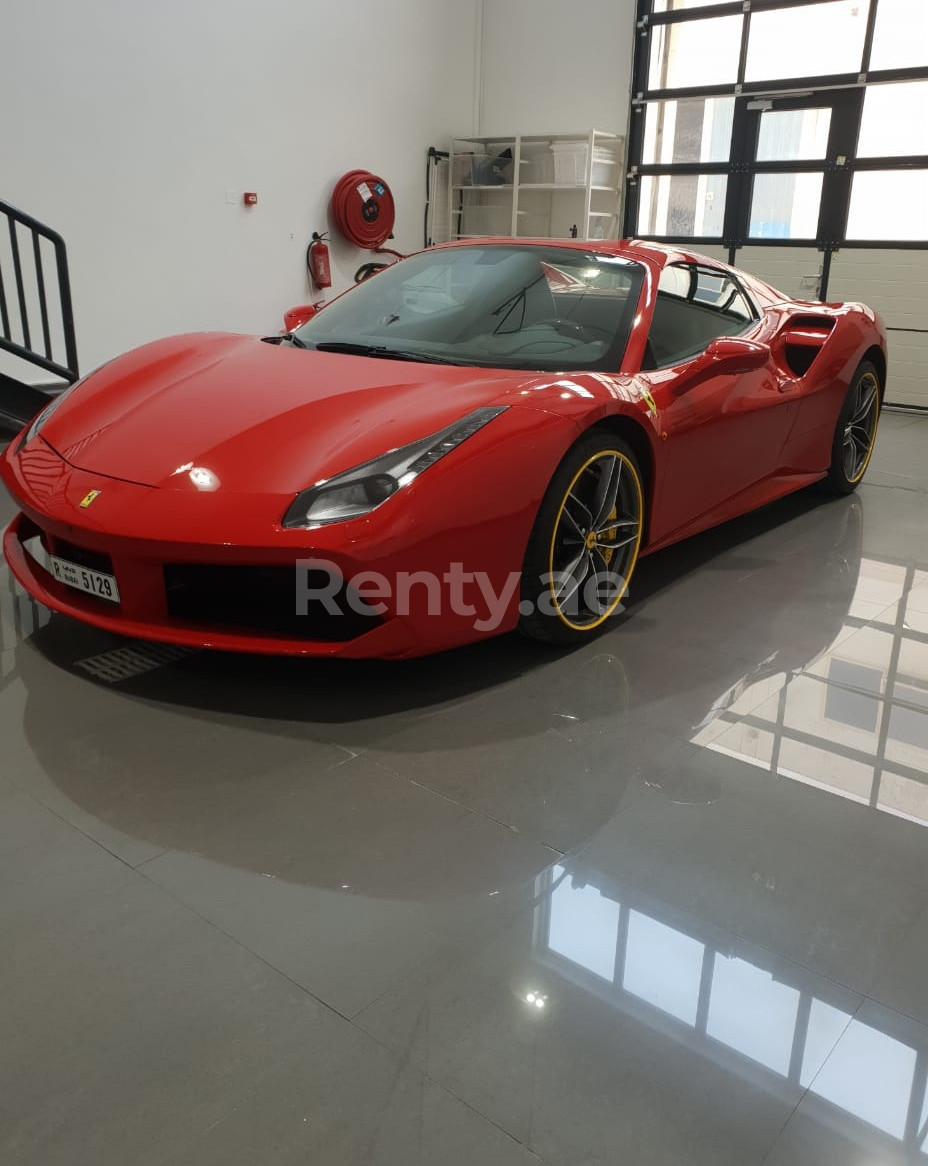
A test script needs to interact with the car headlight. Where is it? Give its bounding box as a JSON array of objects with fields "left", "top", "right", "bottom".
[
  {"left": 15, "top": 359, "right": 114, "bottom": 453},
  {"left": 282, "top": 406, "right": 507, "bottom": 529},
  {"left": 17, "top": 392, "right": 69, "bottom": 452}
]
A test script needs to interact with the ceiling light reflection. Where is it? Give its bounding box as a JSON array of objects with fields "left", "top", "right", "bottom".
[{"left": 189, "top": 466, "right": 220, "bottom": 491}]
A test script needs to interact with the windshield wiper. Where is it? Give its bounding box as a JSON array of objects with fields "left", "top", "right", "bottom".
[
  {"left": 312, "top": 341, "right": 465, "bottom": 365},
  {"left": 261, "top": 333, "right": 310, "bottom": 349}
]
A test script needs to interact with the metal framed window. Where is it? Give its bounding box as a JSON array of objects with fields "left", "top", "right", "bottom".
[{"left": 625, "top": 0, "right": 928, "bottom": 296}]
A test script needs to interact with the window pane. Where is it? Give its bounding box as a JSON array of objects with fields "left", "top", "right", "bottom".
[
  {"left": 810, "top": 1018, "right": 916, "bottom": 1137},
  {"left": 623, "top": 912, "right": 703, "bottom": 1025},
  {"left": 642, "top": 97, "right": 735, "bottom": 165},
  {"left": 658, "top": 264, "right": 752, "bottom": 320},
  {"left": 824, "top": 659, "right": 882, "bottom": 731},
  {"left": 707, "top": 955, "right": 800, "bottom": 1076},
  {"left": 648, "top": 16, "right": 742, "bottom": 89},
  {"left": 638, "top": 174, "right": 728, "bottom": 236},
  {"left": 658, "top": 264, "right": 692, "bottom": 298},
  {"left": 693, "top": 268, "right": 753, "bottom": 321},
  {"left": 847, "top": 170, "right": 928, "bottom": 240},
  {"left": 858, "top": 81, "right": 928, "bottom": 157},
  {"left": 546, "top": 867, "right": 620, "bottom": 981},
  {"left": 886, "top": 678, "right": 928, "bottom": 771},
  {"left": 802, "top": 1000, "right": 855, "bottom": 1087},
  {"left": 870, "top": 0, "right": 928, "bottom": 71},
  {"left": 746, "top": 1, "right": 868, "bottom": 81},
  {"left": 757, "top": 108, "right": 831, "bottom": 162},
  {"left": 749, "top": 172, "right": 823, "bottom": 239},
  {"left": 648, "top": 263, "right": 754, "bottom": 366}
]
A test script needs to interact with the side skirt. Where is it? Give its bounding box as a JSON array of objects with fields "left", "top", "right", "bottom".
[{"left": 640, "top": 471, "right": 827, "bottom": 557}]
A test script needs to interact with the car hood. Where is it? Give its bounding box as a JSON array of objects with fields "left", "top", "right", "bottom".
[{"left": 41, "top": 333, "right": 546, "bottom": 493}]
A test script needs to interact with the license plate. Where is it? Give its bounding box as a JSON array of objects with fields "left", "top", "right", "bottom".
[{"left": 48, "top": 554, "right": 120, "bottom": 604}]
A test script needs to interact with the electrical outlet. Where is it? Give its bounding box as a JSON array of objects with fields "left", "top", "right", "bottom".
[{"left": 224, "top": 190, "right": 238, "bottom": 205}]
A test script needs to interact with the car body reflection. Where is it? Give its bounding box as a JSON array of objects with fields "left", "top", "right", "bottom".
[{"left": 1, "top": 490, "right": 908, "bottom": 898}]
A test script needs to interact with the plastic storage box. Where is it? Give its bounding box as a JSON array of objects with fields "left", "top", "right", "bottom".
[
  {"left": 452, "top": 151, "right": 513, "bottom": 186},
  {"left": 586, "top": 213, "right": 617, "bottom": 240},
  {"left": 452, "top": 153, "right": 491, "bottom": 186},
  {"left": 550, "top": 141, "right": 618, "bottom": 187}
]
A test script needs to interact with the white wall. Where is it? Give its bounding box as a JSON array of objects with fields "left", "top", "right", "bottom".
[
  {"left": 2, "top": 0, "right": 480, "bottom": 374},
  {"left": 478, "top": 0, "right": 636, "bottom": 138}
]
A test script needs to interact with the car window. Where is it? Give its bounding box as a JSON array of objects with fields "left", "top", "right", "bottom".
[
  {"left": 295, "top": 244, "right": 645, "bottom": 373},
  {"left": 644, "top": 262, "right": 756, "bottom": 369}
]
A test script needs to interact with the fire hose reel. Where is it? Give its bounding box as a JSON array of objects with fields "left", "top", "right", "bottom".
[
  {"left": 331, "top": 169, "right": 396, "bottom": 250},
  {"left": 307, "top": 170, "right": 401, "bottom": 291}
]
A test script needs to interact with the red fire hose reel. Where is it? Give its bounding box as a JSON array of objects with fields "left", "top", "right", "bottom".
[
  {"left": 307, "top": 170, "right": 402, "bottom": 291},
  {"left": 331, "top": 169, "right": 396, "bottom": 250}
]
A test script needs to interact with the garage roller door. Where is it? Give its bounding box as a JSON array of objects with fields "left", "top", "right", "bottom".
[
  {"left": 734, "top": 247, "right": 824, "bottom": 302},
  {"left": 828, "top": 250, "right": 928, "bottom": 409}
]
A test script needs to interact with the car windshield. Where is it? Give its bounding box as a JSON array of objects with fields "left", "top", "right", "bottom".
[{"left": 294, "top": 244, "right": 645, "bottom": 372}]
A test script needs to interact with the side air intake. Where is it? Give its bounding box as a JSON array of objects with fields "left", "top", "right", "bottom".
[{"left": 776, "top": 315, "right": 836, "bottom": 377}]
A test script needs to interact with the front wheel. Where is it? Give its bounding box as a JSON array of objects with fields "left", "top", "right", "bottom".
[
  {"left": 519, "top": 434, "right": 645, "bottom": 645},
  {"left": 824, "top": 361, "right": 881, "bottom": 494}
]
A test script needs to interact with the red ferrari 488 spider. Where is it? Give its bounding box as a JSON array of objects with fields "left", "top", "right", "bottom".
[{"left": 2, "top": 239, "right": 885, "bottom": 658}]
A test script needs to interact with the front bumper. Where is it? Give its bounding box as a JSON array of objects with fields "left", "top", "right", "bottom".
[
  {"left": 0, "top": 419, "right": 566, "bottom": 657},
  {"left": 0, "top": 438, "right": 431, "bottom": 657},
  {"left": 3, "top": 512, "right": 419, "bottom": 658}
]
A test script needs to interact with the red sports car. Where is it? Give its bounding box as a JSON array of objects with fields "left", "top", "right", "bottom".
[{"left": 1, "top": 239, "right": 885, "bottom": 658}]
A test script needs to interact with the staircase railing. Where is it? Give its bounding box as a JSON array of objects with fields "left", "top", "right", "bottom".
[{"left": 1, "top": 198, "right": 79, "bottom": 388}]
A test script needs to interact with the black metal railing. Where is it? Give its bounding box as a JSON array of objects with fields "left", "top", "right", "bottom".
[{"left": 0, "top": 199, "right": 79, "bottom": 414}]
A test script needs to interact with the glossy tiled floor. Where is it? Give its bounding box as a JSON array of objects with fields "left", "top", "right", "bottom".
[{"left": 1, "top": 411, "right": 927, "bottom": 1165}]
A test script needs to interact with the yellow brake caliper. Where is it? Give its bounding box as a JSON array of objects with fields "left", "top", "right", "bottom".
[{"left": 600, "top": 505, "right": 618, "bottom": 565}]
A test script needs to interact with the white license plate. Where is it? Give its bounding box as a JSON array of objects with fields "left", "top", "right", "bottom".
[{"left": 48, "top": 554, "right": 120, "bottom": 604}]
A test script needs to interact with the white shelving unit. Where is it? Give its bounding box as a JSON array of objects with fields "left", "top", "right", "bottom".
[{"left": 448, "top": 131, "right": 623, "bottom": 244}]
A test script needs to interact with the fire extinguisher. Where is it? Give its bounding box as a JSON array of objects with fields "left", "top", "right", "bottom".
[{"left": 307, "top": 231, "right": 332, "bottom": 290}]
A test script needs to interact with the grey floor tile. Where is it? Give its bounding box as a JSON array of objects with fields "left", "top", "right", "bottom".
[
  {"left": 764, "top": 999, "right": 928, "bottom": 1166},
  {"left": 169, "top": 1065, "right": 544, "bottom": 1166},
  {"left": 866, "top": 419, "right": 928, "bottom": 492},
  {"left": 363, "top": 621, "right": 806, "bottom": 852},
  {"left": 577, "top": 740, "right": 928, "bottom": 994},
  {"left": 866, "top": 467, "right": 928, "bottom": 491},
  {"left": 869, "top": 904, "right": 928, "bottom": 1028},
  {"left": 2, "top": 675, "right": 354, "bottom": 867},
  {"left": 858, "top": 483, "right": 928, "bottom": 560},
  {"left": 0, "top": 791, "right": 137, "bottom": 931},
  {"left": 138, "top": 753, "right": 555, "bottom": 1017},
  {"left": 624, "top": 492, "right": 870, "bottom": 674},
  {"left": 881, "top": 411, "right": 923, "bottom": 429},
  {"left": 357, "top": 853, "right": 862, "bottom": 1166},
  {"left": 364, "top": 644, "right": 644, "bottom": 850},
  {"left": 0, "top": 793, "right": 540, "bottom": 1166}
]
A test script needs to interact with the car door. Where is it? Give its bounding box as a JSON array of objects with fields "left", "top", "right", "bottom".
[{"left": 640, "top": 262, "right": 797, "bottom": 542}]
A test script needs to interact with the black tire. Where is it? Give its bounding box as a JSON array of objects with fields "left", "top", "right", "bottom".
[
  {"left": 519, "top": 433, "right": 645, "bottom": 646},
  {"left": 823, "top": 360, "right": 882, "bottom": 495}
]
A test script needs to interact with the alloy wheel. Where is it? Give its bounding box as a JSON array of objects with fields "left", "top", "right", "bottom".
[
  {"left": 843, "top": 371, "right": 880, "bottom": 484},
  {"left": 548, "top": 450, "right": 643, "bottom": 631}
]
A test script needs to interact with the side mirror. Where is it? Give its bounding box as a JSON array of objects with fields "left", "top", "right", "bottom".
[
  {"left": 672, "top": 336, "right": 770, "bottom": 395},
  {"left": 282, "top": 302, "right": 324, "bottom": 332}
]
